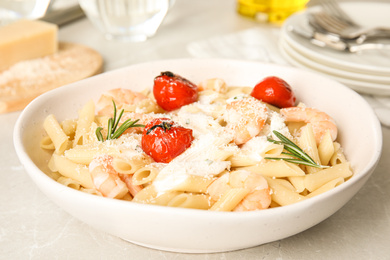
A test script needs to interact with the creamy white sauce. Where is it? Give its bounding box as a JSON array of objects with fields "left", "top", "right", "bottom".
[
  {"left": 241, "top": 136, "right": 271, "bottom": 161},
  {"left": 226, "top": 94, "right": 248, "bottom": 103},
  {"left": 152, "top": 133, "right": 233, "bottom": 192},
  {"left": 174, "top": 110, "right": 223, "bottom": 138},
  {"left": 105, "top": 134, "right": 143, "bottom": 159}
]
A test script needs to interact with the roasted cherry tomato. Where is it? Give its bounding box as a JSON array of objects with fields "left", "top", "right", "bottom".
[
  {"left": 141, "top": 118, "right": 194, "bottom": 163},
  {"left": 153, "top": 71, "right": 198, "bottom": 111},
  {"left": 250, "top": 76, "right": 296, "bottom": 108}
]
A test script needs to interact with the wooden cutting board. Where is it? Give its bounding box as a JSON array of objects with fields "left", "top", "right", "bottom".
[{"left": 0, "top": 42, "right": 103, "bottom": 114}]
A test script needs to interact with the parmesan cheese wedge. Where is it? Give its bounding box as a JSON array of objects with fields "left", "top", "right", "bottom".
[{"left": 0, "top": 19, "right": 58, "bottom": 71}]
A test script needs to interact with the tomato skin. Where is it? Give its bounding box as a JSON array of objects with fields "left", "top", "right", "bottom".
[
  {"left": 153, "top": 71, "right": 198, "bottom": 111},
  {"left": 250, "top": 76, "right": 296, "bottom": 108},
  {"left": 141, "top": 118, "right": 194, "bottom": 163}
]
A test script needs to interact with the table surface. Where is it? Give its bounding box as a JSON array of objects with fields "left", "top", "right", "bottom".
[{"left": 1, "top": 0, "right": 390, "bottom": 259}]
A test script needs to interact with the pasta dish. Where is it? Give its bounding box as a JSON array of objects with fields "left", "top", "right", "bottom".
[{"left": 40, "top": 73, "right": 352, "bottom": 211}]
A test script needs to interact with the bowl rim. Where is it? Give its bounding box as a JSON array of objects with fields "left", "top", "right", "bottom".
[{"left": 13, "top": 58, "right": 383, "bottom": 219}]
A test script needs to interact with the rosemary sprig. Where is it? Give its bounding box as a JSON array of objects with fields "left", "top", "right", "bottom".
[
  {"left": 265, "top": 130, "right": 329, "bottom": 169},
  {"left": 96, "top": 100, "right": 145, "bottom": 142}
]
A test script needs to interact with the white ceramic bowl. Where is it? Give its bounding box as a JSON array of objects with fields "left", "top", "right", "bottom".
[{"left": 14, "top": 59, "right": 382, "bottom": 253}]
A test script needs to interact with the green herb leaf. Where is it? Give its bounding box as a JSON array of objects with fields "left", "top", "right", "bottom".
[
  {"left": 265, "top": 130, "right": 329, "bottom": 169},
  {"left": 96, "top": 100, "right": 145, "bottom": 141},
  {"left": 95, "top": 127, "right": 104, "bottom": 142}
]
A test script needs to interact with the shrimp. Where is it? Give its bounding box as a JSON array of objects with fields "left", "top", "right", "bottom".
[
  {"left": 280, "top": 107, "right": 337, "bottom": 145},
  {"left": 232, "top": 171, "right": 271, "bottom": 211},
  {"left": 97, "top": 88, "right": 148, "bottom": 116},
  {"left": 207, "top": 170, "right": 271, "bottom": 211},
  {"left": 119, "top": 173, "right": 143, "bottom": 197},
  {"left": 223, "top": 97, "right": 268, "bottom": 145},
  {"left": 89, "top": 154, "right": 143, "bottom": 199}
]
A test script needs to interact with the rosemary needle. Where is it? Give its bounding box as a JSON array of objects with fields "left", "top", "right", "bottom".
[
  {"left": 265, "top": 130, "right": 329, "bottom": 169},
  {"left": 96, "top": 100, "right": 144, "bottom": 142}
]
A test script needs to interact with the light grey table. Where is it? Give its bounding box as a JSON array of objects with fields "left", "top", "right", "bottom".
[{"left": 1, "top": 0, "right": 389, "bottom": 259}]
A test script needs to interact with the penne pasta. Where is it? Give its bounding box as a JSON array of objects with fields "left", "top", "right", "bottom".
[
  {"left": 80, "top": 188, "right": 102, "bottom": 196},
  {"left": 225, "top": 86, "right": 252, "bottom": 98},
  {"left": 241, "top": 160, "right": 305, "bottom": 178},
  {"left": 61, "top": 119, "right": 77, "bottom": 137},
  {"left": 304, "top": 163, "right": 352, "bottom": 192},
  {"left": 228, "top": 153, "right": 259, "bottom": 167},
  {"left": 132, "top": 185, "right": 181, "bottom": 206},
  {"left": 172, "top": 175, "right": 216, "bottom": 193},
  {"left": 64, "top": 143, "right": 120, "bottom": 165},
  {"left": 265, "top": 176, "right": 306, "bottom": 206},
  {"left": 40, "top": 136, "right": 55, "bottom": 150},
  {"left": 132, "top": 164, "right": 162, "bottom": 185},
  {"left": 73, "top": 100, "right": 95, "bottom": 147},
  {"left": 318, "top": 131, "right": 334, "bottom": 166},
  {"left": 306, "top": 177, "right": 345, "bottom": 198},
  {"left": 288, "top": 176, "right": 306, "bottom": 193},
  {"left": 112, "top": 156, "right": 152, "bottom": 175},
  {"left": 95, "top": 115, "right": 110, "bottom": 128},
  {"left": 57, "top": 176, "right": 82, "bottom": 190},
  {"left": 198, "top": 78, "right": 227, "bottom": 93},
  {"left": 209, "top": 188, "right": 250, "bottom": 211},
  {"left": 330, "top": 142, "right": 348, "bottom": 166},
  {"left": 43, "top": 114, "right": 69, "bottom": 155},
  {"left": 274, "top": 178, "right": 296, "bottom": 191},
  {"left": 261, "top": 143, "right": 284, "bottom": 157},
  {"left": 167, "top": 193, "right": 211, "bottom": 210},
  {"left": 52, "top": 154, "right": 94, "bottom": 189},
  {"left": 299, "top": 123, "right": 321, "bottom": 174}
]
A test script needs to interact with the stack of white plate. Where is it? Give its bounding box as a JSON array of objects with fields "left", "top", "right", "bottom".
[{"left": 279, "top": 1, "right": 390, "bottom": 96}]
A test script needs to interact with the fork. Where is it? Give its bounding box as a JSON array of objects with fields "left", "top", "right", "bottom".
[
  {"left": 309, "top": 0, "right": 390, "bottom": 43},
  {"left": 320, "top": 0, "right": 358, "bottom": 28}
]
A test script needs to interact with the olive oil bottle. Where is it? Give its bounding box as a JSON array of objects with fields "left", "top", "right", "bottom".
[{"left": 237, "top": 0, "right": 309, "bottom": 24}]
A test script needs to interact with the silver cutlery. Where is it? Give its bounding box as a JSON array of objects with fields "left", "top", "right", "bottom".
[
  {"left": 308, "top": 0, "right": 390, "bottom": 43},
  {"left": 288, "top": 25, "right": 390, "bottom": 53},
  {"left": 39, "top": 5, "right": 85, "bottom": 26}
]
